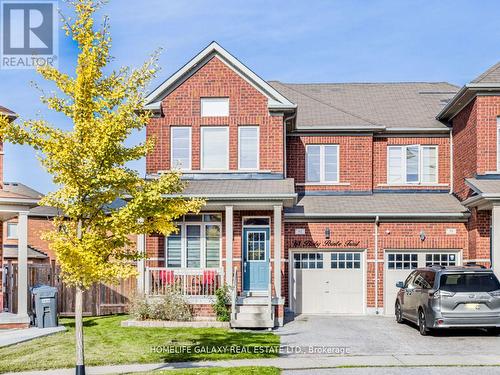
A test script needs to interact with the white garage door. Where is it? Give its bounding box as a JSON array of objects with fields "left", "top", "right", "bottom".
[
  {"left": 383, "top": 251, "right": 460, "bottom": 315},
  {"left": 291, "top": 251, "right": 365, "bottom": 314}
]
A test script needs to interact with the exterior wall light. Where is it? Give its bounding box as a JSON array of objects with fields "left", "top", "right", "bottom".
[
  {"left": 325, "top": 227, "right": 331, "bottom": 240},
  {"left": 419, "top": 230, "right": 426, "bottom": 241}
]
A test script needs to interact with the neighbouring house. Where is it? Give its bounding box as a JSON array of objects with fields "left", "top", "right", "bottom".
[
  {"left": 0, "top": 106, "right": 43, "bottom": 328},
  {"left": 138, "top": 42, "right": 500, "bottom": 328}
]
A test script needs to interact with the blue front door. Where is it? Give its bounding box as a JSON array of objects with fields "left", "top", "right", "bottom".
[{"left": 243, "top": 228, "right": 270, "bottom": 291}]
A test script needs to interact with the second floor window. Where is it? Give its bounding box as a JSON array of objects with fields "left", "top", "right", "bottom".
[
  {"left": 387, "top": 145, "right": 438, "bottom": 184},
  {"left": 201, "top": 97, "right": 229, "bottom": 117},
  {"left": 306, "top": 144, "right": 339, "bottom": 183},
  {"left": 7, "top": 222, "right": 18, "bottom": 239},
  {"left": 238, "top": 126, "right": 259, "bottom": 170},
  {"left": 201, "top": 127, "right": 229, "bottom": 170},
  {"left": 171, "top": 127, "right": 191, "bottom": 170}
]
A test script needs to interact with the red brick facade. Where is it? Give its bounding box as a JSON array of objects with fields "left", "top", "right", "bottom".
[{"left": 146, "top": 57, "right": 284, "bottom": 174}]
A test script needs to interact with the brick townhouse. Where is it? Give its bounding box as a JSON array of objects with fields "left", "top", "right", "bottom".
[{"left": 136, "top": 42, "right": 500, "bottom": 328}]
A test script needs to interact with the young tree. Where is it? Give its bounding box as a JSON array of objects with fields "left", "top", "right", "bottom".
[{"left": 0, "top": 1, "right": 203, "bottom": 373}]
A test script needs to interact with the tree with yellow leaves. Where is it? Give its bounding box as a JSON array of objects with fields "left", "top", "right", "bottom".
[{"left": 0, "top": 1, "right": 203, "bottom": 373}]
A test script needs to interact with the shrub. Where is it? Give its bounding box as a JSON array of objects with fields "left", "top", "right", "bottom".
[
  {"left": 129, "top": 288, "right": 192, "bottom": 321},
  {"left": 212, "top": 285, "right": 231, "bottom": 322}
]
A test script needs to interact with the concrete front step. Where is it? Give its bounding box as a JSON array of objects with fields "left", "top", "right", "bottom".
[
  {"left": 236, "top": 296, "right": 270, "bottom": 305},
  {"left": 235, "top": 304, "right": 269, "bottom": 313},
  {"left": 230, "top": 318, "right": 274, "bottom": 328},
  {"left": 234, "top": 312, "right": 271, "bottom": 321}
]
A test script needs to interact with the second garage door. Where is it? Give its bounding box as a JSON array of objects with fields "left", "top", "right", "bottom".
[
  {"left": 383, "top": 251, "right": 460, "bottom": 315},
  {"left": 291, "top": 251, "right": 365, "bottom": 315}
]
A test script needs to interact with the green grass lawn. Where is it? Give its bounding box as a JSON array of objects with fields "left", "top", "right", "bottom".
[
  {"left": 129, "top": 367, "right": 280, "bottom": 375},
  {"left": 0, "top": 315, "right": 280, "bottom": 373}
]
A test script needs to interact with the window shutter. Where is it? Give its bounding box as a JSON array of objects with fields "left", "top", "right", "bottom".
[{"left": 166, "top": 226, "right": 182, "bottom": 268}]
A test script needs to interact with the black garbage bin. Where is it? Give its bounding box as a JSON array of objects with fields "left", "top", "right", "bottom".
[{"left": 32, "top": 285, "right": 58, "bottom": 328}]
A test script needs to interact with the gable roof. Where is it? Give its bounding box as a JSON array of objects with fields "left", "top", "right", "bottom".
[
  {"left": 0, "top": 105, "right": 16, "bottom": 118},
  {"left": 471, "top": 61, "right": 500, "bottom": 84},
  {"left": 144, "top": 42, "right": 296, "bottom": 112},
  {"left": 269, "top": 81, "right": 457, "bottom": 131}
]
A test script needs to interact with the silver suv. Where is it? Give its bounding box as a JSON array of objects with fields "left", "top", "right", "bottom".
[{"left": 395, "top": 265, "right": 500, "bottom": 335}]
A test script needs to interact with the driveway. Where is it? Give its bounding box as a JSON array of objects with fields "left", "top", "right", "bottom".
[{"left": 276, "top": 315, "right": 500, "bottom": 357}]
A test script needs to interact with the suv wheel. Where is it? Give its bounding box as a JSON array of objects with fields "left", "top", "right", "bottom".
[
  {"left": 395, "top": 301, "right": 404, "bottom": 323},
  {"left": 418, "top": 309, "right": 430, "bottom": 336}
]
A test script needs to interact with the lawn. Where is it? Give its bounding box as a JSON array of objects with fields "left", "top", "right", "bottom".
[
  {"left": 130, "top": 367, "right": 280, "bottom": 375},
  {"left": 0, "top": 315, "right": 280, "bottom": 373}
]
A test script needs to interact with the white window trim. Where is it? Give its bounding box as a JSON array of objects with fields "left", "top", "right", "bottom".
[
  {"left": 6, "top": 222, "right": 18, "bottom": 239},
  {"left": 165, "top": 218, "right": 222, "bottom": 269},
  {"left": 305, "top": 144, "right": 340, "bottom": 183},
  {"left": 386, "top": 145, "right": 438, "bottom": 185},
  {"left": 238, "top": 126, "right": 260, "bottom": 171},
  {"left": 170, "top": 126, "right": 192, "bottom": 171},
  {"left": 200, "top": 126, "right": 229, "bottom": 171}
]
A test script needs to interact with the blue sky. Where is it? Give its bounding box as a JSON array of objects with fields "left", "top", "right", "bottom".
[{"left": 1, "top": 0, "right": 500, "bottom": 194}]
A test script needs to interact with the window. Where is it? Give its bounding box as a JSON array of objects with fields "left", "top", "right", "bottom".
[
  {"left": 440, "top": 273, "right": 500, "bottom": 293},
  {"left": 293, "top": 253, "right": 324, "bottom": 269},
  {"left": 201, "top": 127, "right": 229, "bottom": 170},
  {"left": 238, "top": 126, "right": 259, "bottom": 170},
  {"left": 414, "top": 271, "right": 434, "bottom": 289},
  {"left": 171, "top": 127, "right": 191, "bottom": 170},
  {"left": 201, "top": 97, "right": 229, "bottom": 117},
  {"left": 387, "top": 145, "right": 438, "bottom": 184},
  {"left": 425, "top": 253, "right": 456, "bottom": 267},
  {"left": 7, "top": 223, "right": 18, "bottom": 239},
  {"left": 243, "top": 217, "right": 269, "bottom": 226},
  {"left": 165, "top": 215, "right": 222, "bottom": 268},
  {"left": 331, "top": 252, "right": 361, "bottom": 269},
  {"left": 388, "top": 253, "right": 418, "bottom": 270},
  {"left": 306, "top": 145, "right": 339, "bottom": 183}
]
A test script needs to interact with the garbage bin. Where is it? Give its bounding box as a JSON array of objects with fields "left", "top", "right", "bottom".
[{"left": 32, "top": 285, "right": 58, "bottom": 328}]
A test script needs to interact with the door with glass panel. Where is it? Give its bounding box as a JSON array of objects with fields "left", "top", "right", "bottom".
[{"left": 243, "top": 228, "right": 270, "bottom": 291}]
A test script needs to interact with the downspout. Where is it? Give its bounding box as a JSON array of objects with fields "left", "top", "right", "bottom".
[
  {"left": 283, "top": 112, "right": 296, "bottom": 178},
  {"left": 374, "top": 215, "right": 380, "bottom": 314},
  {"left": 449, "top": 127, "right": 454, "bottom": 194}
]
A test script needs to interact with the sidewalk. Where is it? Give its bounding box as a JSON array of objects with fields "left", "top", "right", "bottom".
[
  {"left": 5, "top": 354, "right": 500, "bottom": 375},
  {"left": 0, "top": 326, "right": 66, "bottom": 348}
]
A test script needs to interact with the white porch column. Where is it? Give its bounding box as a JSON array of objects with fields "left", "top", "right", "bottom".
[
  {"left": 273, "top": 205, "right": 282, "bottom": 298},
  {"left": 492, "top": 205, "right": 500, "bottom": 276},
  {"left": 17, "top": 211, "right": 29, "bottom": 319},
  {"left": 225, "top": 206, "right": 233, "bottom": 285},
  {"left": 136, "top": 233, "right": 146, "bottom": 294}
]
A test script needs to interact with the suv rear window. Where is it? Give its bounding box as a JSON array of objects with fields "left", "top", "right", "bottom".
[{"left": 439, "top": 273, "right": 500, "bottom": 293}]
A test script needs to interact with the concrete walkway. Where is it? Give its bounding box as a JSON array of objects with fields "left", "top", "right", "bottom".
[
  {"left": 0, "top": 326, "right": 66, "bottom": 348},
  {"left": 5, "top": 354, "right": 500, "bottom": 375}
]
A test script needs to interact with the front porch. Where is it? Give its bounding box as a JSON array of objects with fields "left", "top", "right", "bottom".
[
  {"left": 137, "top": 203, "right": 289, "bottom": 327},
  {"left": 0, "top": 196, "right": 39, "bottom": 328}
]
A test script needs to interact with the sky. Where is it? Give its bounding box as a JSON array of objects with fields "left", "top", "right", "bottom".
[{"left": 1, "top": 0, "right": 500, "bottom": 194}]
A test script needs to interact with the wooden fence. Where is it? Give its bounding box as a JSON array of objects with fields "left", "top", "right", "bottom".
[{"left": 2, "top": 261, "right": 136, "bottom": 316}]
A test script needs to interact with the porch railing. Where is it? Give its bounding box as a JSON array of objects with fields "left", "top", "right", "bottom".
[{"left": 145, "top": 267, "right": 224, "bottom": 297}]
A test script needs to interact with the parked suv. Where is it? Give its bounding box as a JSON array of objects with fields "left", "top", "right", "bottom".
[{"left": 395, "top": 265, "right": 500, "bottom": 335}]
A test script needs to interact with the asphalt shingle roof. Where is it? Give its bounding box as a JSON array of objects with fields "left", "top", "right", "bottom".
[
  {"left": 466, "top": 178, "right": 500, "bottom": 195},
  {"left": 471, "top": 62, "right": 500, "bottom": 84},
  {"left": 2, "top": 182, "right": 43, "bottom": 199},
  {"left": 286, "top": 193, "right": 467, "bottom": 217},
  {"left": 183, "top": 178, "right": 296, "bottom": 196},
  {"left": 268, "top": 81, "right": 458, "bottom": 130}
]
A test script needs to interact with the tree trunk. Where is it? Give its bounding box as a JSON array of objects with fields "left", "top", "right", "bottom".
[
  {"left": 75, "top": 219, "right": 85, "bottom": 375},
  {"left": 75, "top": 286, "right": 85, "bottom": 374}
]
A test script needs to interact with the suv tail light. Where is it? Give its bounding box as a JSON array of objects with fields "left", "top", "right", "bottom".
[
  {"left": 429, "top": 290, "right": 455, "bottom": 299},
  {"left": 488, "top": 290, "right": 500, "bottom": 297}
]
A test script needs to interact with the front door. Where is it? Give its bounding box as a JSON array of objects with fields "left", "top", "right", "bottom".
[{"left": 243, "top": 228, "right": 270, "bottom": 292}]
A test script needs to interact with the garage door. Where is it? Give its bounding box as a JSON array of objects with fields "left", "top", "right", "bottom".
[
  {"left": 291, "top": 251, "right": 365, "bottom": 314},
  {"left": 383, "top": 251, "right": 460, "bottom": 315}
]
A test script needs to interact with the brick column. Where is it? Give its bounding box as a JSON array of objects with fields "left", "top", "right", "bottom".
[
  {"left": 225, "top": 206, "right": 233, "bottom": 285},
  {"left": 492, "top": 205, "right": 500, "bottom": 276},
  {"left": 273, "top": 205, "right": 282, "bottom": 298}
]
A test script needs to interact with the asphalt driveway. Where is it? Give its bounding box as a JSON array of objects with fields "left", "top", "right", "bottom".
[{"left": 276, "top": 314, "right": 500, "bottom": 357}]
